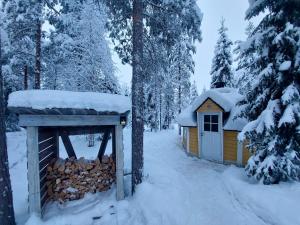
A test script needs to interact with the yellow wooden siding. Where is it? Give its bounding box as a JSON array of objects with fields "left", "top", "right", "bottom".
[
  {"left": 189, "top": 127, "right": 199, "bottom": 156},
  {"left": 197, "top": 98, "right": 224, "bottom": 112},
  {"left": 223, "top": 131, "right": 238, "bottom": 162},
  {"left": 242, "top": 141, "right": 251, "bottom": 165}
]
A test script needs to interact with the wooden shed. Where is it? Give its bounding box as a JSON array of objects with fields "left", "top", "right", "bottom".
[
  {"left": 177, "top": 88, "right": 251, "bottom": 166},
  {"left": 8, "top": 90, "right": 131, "bottom": 217}
]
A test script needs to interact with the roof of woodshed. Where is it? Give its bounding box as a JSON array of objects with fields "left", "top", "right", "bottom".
[{"left": 8, "top": 90, "right": 131, "bottom": 115}]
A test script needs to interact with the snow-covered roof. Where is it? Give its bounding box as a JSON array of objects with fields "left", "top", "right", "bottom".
[
  {"left": 177, "top": 88, "right": 247, "bottom": 131},
  {"left": 191, "top": 88, "right": 242, "bottom": 112},
  {"left": 176, "top": 105, "right": 197, "bottom": 127},
  {"left": 223, "top": 105, "right": 248, "bottom": 131},
  {"left": 8, "top": 90, "right": 131, "bottom": 115}
]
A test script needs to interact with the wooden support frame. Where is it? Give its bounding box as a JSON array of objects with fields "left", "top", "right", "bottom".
[
  {"left": 97, "top": 129, "right": 111, "bottom": 161},
  {"left": 112, "top": 127, "right": 116, "bottom": 162},
  {"left": 27, "top": 127, "right": 41, "bottom": 215},
  {"left": 115, "top": 125, "right": 125, "bottom": 200},
  {"left": 11, "top": 101, "right": 130, "bottom": 218},
  {"left": 19, "top": 114, "right": 121, "bottom": 127},
  {"left": 61, "top": 126, "right": 111, "bottom": 136},
  {"left": 60, "top": 130, "right": 77, "bottom": 159}
]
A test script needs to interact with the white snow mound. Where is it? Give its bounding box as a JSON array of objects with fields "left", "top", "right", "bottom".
[{"left": 8, "top": 90, "right": 131, "bottom": 114}]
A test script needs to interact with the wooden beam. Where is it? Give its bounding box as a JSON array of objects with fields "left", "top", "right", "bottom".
[
  {"left": 19, "top": 114, "right": 121, "bottom": 127},
  {"left": 62, "top": 126, "right": 112, "bottom": 136},
  {"left": 115, "top": 125, "right": 124, "bottom": 200},
  {"left": 55, "top": 130, "right": 59, "bottom": 159},
  {"left": 97, "top": 129, "right": 111, "bottom": 161},
  {"left": 59, "top": 131, "right": 77, "bottom": 159},
  {"left": 27, "top": 127, "right": 41, "bottom": 216},
  {"left": 112, "top": 128, "right": 116, "bottom": 163}
]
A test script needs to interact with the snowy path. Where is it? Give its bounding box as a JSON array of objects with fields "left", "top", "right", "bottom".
[{"left": 7, "top": 129, "right": 300, "bottom": 225}]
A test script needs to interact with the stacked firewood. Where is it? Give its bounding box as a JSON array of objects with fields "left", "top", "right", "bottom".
[{"left": 46, "top": 155, "right": 115, "bottom": 203}]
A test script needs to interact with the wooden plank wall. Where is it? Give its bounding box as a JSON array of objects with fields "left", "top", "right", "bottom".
[
  {"left": 38, "top": 128, "right": 58, "bottom": 210},
  {"left": 223, "top": 131, "right": 238, "bottom": 162},
  {"left": 242, "top": 141, "right": 251, "bottom": 165},
  {"left": 189, "top": 127, "right": 198, "bottom": 156}
]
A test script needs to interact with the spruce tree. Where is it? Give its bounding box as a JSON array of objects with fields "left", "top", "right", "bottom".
[
  {"left": 45, "top": 0, "right": 119, "bottom": 93},
  {"left": 210, "top": 18, "right": 233, "bottom": 88},
  {"left": 2, "top": 0, "right": 43, "bottom": 130},
  {"left": 238, "top": 0, "right": 300, "bottom": 184},
  {"left": 0, "top": 16, "right": 16, "bottom": 225},
  {"left": 235, "top": 22, "right": 256, "bottom": 94},
  {"left": 190, "top": 80, "right": 198, "bottom": 103},
  {"left": 103, "top": 0, "right": 202, "bottom": 190}
]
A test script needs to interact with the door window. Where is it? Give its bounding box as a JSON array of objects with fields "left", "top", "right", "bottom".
[{"left": 203, "top": 115, "right": 219, "bottom": 132}]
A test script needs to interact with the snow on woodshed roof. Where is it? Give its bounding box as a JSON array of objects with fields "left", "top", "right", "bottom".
[{"left": 8, "top": 90, "right": 131, "bottom": 115}]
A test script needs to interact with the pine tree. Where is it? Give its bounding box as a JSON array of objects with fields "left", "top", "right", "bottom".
[
  {"left": 173, "top": 38, "right": 194, "bottom": 116},
  {"left": 238, "top": 0, "right": 300, "bottom": 184},
  {"left": 2, "top": 0, "right": 43, "bottom": 130},
  {"left": 0, "top": 15, "right": 16, "bottom": 225},
  {"left": 234, "top": 22, "right": 256, "bottom": 94},
  {"left": 210, "top": 18, "right": 233, "bottom": 88},
  {"left": 103, "top": 0, "right": 202, "bottom": 191},
  {"left": 130, "top": 0, "right": 144, "bottom": 191},
  {"left": 190, "top": 80, "right": 198, "bottom": 103},
  {"left": 45, "top": 0, "right": 119, "bottom": 93}
]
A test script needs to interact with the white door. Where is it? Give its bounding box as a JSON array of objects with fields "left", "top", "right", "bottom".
[{"left": 200, "top": 113, "right": 222, "bottom": 162}]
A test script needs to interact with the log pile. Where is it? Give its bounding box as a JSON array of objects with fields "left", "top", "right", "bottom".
[{"left": 46, "top": 155, "right": 115, "bottom": 203}]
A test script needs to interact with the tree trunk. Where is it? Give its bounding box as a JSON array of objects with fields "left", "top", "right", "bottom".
[
  {"left": 0, "top": 27, "right": 16, "bottom": 225},
  {"left": 178, "top": 64, "right": 181, "bottom": 135},
  {"left": 34, "top": 20, "right": 41, "bottom": 89},
  {"left": 24, "top": 65, "right": 28, "bottom": 90},
  {"left": 131, "top": 0, "right": 144, "bottom": 193},
  {"left": 159, "top": 89, "right": 162, "bottom": 131}
]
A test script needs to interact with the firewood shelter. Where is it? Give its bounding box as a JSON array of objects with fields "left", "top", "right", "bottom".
[{"left": 8, "top": 90, "right": 131, "bottom": 217}]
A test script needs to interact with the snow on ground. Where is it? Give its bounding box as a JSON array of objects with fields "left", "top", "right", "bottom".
[{"left": 7, "top": 128, "right": 300, "bottom": 225}]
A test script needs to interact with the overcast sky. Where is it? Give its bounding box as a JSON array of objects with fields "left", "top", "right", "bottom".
[{"left": 115, "top": 0, "right": 263, "bottom": 92}]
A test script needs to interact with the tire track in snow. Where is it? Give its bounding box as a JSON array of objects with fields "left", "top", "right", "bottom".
[{"left": 221, "top": 177, "right": 277, "bottom": 225}]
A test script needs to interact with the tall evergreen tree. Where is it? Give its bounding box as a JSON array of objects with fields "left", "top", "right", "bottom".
[
  {"left": 2, "top": 0, "right": 43, "bottom": 130},
  {"left": 103, "top": 0, "right": 202, "bottom": 191},
  {"left": 45, "top": 0, "right": 119, "bottom": 93},
  {"left": 0, "top": 14, "right": 16, "bottom": 225},
  {"left": 234, "top": 22, "right": 256, "bottom": 94},
  {"left": 238, "top": 0, "right": 300, "bottom": 184},
  {"left": 173, "top": 37, "right": 194, "bottom": 117},
  {"left": 210, "top": 18, "right": 233, "bottom": 88},
  {"left": 131, "top": 0, "right": 144, "bottom": 191},
  {"left": 190, "top": 80, "right": 198, "bottom": 103}
]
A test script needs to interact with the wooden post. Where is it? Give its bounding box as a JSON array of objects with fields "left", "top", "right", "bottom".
[
  {"left": 112, "top": 128, "right": 116, "bottom": 162},
  {"left": 24, "top": 65, "right": 28, "bottom": 90},
  {"left": 60, "top": 131, "right": 77, "bottom": 159},
  {"left": 27, "top": 127, "right": 41, "bottom": 216},
  {"left": 54, "top": 130, "right": 59, "bottom": 159},
  {"left": 115, "top": 125, "right": 124, "bottom": 200},
  {"left": 97, "top": 129, "right": 110, "bottom": 161}
]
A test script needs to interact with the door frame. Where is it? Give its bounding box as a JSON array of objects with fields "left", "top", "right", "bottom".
[{"left": 197, "top": 111, "right": 223, "bottom": 163}]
